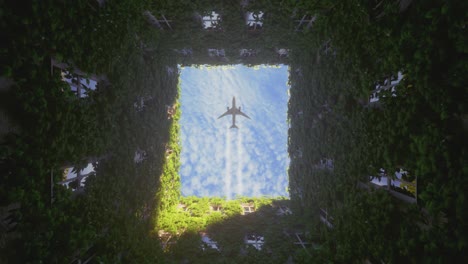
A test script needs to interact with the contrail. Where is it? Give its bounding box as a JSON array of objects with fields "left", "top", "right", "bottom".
[
  {"left": 225, "top": 125, "right": 232, "bottom": 200},
  {"left": 236, "top": 129, "right": 243, "bottom": 196}
]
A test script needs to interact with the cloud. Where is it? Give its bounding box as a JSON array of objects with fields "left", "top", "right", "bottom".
[{"left": 180, "top": 65, "right": 290, "bottom": 198}]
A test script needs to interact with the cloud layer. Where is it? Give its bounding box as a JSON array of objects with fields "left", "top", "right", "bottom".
[{"left": 180, "top": 65, "right": 290, "bottom": 199}]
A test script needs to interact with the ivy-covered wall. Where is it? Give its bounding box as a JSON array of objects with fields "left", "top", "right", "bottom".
[
  {"left": 286, "top": 0, "right": 468, "bottom": 262},
  {"left": 1, "top": 0, "right": 466, "bottom": 263}
]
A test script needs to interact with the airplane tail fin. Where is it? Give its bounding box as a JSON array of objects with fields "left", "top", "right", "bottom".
[{"left": 230, "top": 124, "right": 238, "bottom": 129}]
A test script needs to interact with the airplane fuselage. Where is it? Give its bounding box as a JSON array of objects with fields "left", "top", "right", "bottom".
[
  {"left": 231, "top": 97, "right": 237, "bottom": 128},
  {"left": 218, "top": 96, "right": 250, "bottom": 128}
]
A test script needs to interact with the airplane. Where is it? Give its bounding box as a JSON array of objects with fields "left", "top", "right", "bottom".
[{"left": 218, "top": 97, "right": 250, "bottom": 128}]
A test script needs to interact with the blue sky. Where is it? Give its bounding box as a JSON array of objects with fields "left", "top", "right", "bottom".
[{"left": 179, "top": 64, "right": 290, "bottom": 199}]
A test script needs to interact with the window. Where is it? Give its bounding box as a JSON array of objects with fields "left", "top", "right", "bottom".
[
  {"left": 134, "top": 96, "right": 153, "bottom": 112},
  {"left": 61, "top": 71, "right": 98, "bottom": 98},
  {"left": 166, "top": 104, "right": 177, "bottom": 119},
  {"left": 166, "top": 65, "right": 177, "bottom": 76},
  {"left": 200, "top": 232, "right": 220, "bottom": 251},
  {"left": 210, "top": 205, "right": 222, "bottom": 212},
  {"left": 208, "top": 48, "right": 225, "bottom": 57},
  {"left": 322, "top": 39, "right": 335, "bottom": 56},
  {"left": 173, "top": 48, "right": 193, "bottom": 57},
  {"left": 134, "top": 149, "right": 147, "bottom": 163},
  {"left": 316, "top": 158, "right": 333, "bottom": 170},
  {"left": 158, "top": 230, "right": 177, "bottom": 250},
  {"left": 369, "top": 71, "right": 404, "bottom": 103},
  {"left": 143, "top": 11, "right": 172, "bottom": 30},
  {"left": 293, "top": 232, "right": 311, "bottom": 249},
  {"left": 245, "top": 11, "right": 264, "bottom": 30},
  {"left": 244, "top": 234, "right": 264, "bottom": 250},
  {"left": 294, "top": 14, "right": 316, "bottom": 31},
  {"left": 202, "top": 11, "right": 221, "bottom": 30},
  {"left": 177, "top": 203, "right": 188, "bottom": 211},
  {"left": 242, "top": 203, "right": 255, "bottom": 215},
  {"left": 59, "top": 163, "right": 95, "bottom": 191},
  {"left": 319, "top": 208, "right": 334, "bottom": 228},
  {"left": 276, "top": 205, "right": 292, "bottom": 216},
  {"left": 369, "top": 167, "right": 417, "bottom": 199},
  {"left": 52, "top": 58, "right": 103, "bottom": 98},
  {"left": 276, "top": 48, "right": 289, "bottom": 58},
  {"left": 240, "top": 48, "right": 257, "bottom": 57}
]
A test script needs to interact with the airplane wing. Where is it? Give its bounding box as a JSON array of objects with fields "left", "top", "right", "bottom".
[
  {"left": 237, "top": 109, "right": 251, "bottom": 119},
  {"left": 218, "top": 108, "right": 233, "bottom": 119}
]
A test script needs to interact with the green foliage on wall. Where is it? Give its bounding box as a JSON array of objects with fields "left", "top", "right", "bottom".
[
  {"left": 288, "top": 0, "right": 468, "bottom": 262},
  {"left": 1, "top": 0, "right": 466, "bottom": 263}
]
